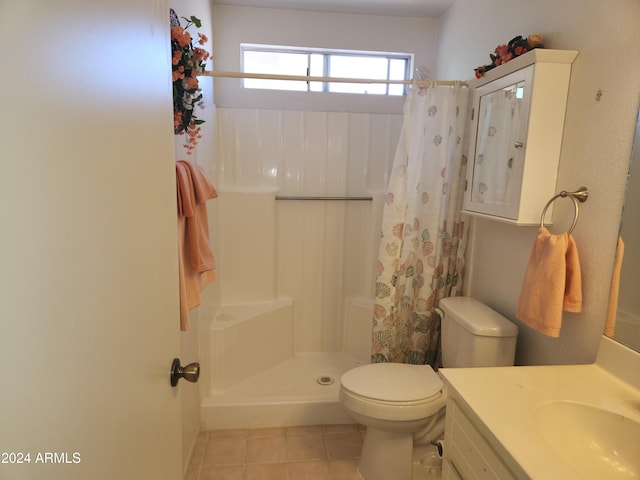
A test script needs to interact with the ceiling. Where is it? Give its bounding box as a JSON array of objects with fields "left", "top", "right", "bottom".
[{"left": 213, "top": 0, "right": 456, "bottom": 17}]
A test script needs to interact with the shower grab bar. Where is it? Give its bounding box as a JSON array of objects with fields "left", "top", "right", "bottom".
[{"left": 275, "top": 195, "right": 373, "bottom": 201}]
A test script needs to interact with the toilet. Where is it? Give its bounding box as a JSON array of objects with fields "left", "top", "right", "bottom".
[{"left": 339, "top": 296, "right": 518, "bottom": 480}]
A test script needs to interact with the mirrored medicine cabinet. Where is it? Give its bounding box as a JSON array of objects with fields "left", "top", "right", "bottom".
[{"left": 463, "top": 49, "right": 578, "bottom": 224}]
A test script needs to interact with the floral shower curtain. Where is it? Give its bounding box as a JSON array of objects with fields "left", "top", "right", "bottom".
[{"left": 372, "top": 85, "right": 470, "bottom": 367}]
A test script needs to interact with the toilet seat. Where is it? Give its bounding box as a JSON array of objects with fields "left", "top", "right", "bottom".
[
  {"left": 340, "top": 363, "right": 445, "bottom": 422},
  {"left": 341, "top": 363, "right": 442, "bottom": 402}
]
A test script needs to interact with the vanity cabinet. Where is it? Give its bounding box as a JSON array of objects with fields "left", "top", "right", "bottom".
[
  {"left": 463, "top": 49, "right": 578, "bottom": 224},
  {"left": 442, "top": 395, "right": 518, "bottom": 480}
]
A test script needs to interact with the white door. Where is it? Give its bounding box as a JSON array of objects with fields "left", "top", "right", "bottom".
[{"left": 0, "top": 1, "right": 183, "bottom": 479}]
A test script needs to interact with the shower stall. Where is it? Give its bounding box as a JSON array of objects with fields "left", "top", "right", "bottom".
[{"left": 200, "top": 107, "right": 403, "bottom": 429}]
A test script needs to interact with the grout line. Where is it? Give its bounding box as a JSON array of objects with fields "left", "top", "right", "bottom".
[{"left": 190, "top": 424, "right": 365, "bottom": 480}]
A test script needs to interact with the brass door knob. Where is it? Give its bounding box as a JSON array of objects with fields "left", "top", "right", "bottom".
[{"left": 170, "top": 358, "right": 200, "bottom": 387}]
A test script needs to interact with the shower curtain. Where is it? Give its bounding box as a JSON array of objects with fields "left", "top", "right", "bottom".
[{"left": 372, "top": 85, "right": 470, "bottom": 367}]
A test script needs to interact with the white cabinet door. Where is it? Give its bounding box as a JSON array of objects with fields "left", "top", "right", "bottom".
[
  {"left": 0, "top": 1, "right": 183, "bottom": 479},
  {"left": 443, "top": 398, "right": 517, "bottom": 480},
  {"left": 463, "top": 49, "right": 577, "bottom": 225}
]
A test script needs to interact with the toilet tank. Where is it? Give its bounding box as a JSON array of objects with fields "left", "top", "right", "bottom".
[{"left": 439, "top": 297, "right": 518, "bottom": 368}]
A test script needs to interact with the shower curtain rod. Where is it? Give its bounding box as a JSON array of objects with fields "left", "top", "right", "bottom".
[
  {"left": 203, "top": 70, "right": 467, "bottom": 87},
  {"left": 276, "top": 195, "right": 373, "bottom": 201}
]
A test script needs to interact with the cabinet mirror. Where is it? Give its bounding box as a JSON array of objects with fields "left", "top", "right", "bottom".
[{"left": 470, "top": 79, "right": 526, "bottom": 209}]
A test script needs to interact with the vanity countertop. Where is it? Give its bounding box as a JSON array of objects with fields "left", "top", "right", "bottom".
[{"left": 439, "top": 337, "right": 640, "bottom": 479}]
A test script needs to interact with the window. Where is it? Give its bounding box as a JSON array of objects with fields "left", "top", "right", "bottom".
[{"left": 241, "top": 44, "right": 413, "bottom": 96}]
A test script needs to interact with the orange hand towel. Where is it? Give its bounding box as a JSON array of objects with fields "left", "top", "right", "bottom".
[
  {"left": 176, "top": 160, "right": 218, "bottom": 331},
  {"left": 177, "top": 160, "right": 218, "bottom": 272},
  {"left": 516, "top": 227, "right": 582, "bottom": 338},
  {"left": 176, "top": 161, "right": 195, "bottom": 217},
  {"left": 604, "top": 236, "right": 624, "bottom": 336}
]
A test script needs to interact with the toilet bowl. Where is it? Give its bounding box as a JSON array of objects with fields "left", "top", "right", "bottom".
[
  {"left": 339, "top": 296, "right": 518, "bottom": 480},
  {"left": 339, "top": 363, "right": 446, "bottom": 480}
]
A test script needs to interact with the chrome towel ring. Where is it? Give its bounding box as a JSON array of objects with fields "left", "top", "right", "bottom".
[{"left": 539, "top": 187, "right": 590, "bottom": 234}]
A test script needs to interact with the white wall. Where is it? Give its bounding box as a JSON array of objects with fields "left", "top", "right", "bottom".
[
  {"left": 212, "top": 5, "right": 439, "bottom": 113},
  {"left": 436, "top": 0, "right": 640, "bottom": 364}
]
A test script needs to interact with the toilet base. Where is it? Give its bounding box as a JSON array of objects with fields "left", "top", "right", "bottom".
[
  {"left": 413, "top": 443, "right": 443, "bottom": 479},
  {"left": 358, "top": 427, "right": 413, "bottom": 480}
]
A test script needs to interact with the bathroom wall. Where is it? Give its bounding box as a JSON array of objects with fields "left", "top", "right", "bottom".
[
  {"left": 212, "top": 5, "right": 439, "bottom": 113},
  {"left": 435, "top": 0, "right": 640, "bottom": 364}
]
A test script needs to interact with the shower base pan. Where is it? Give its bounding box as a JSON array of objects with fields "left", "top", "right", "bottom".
[{"left": 200, "top": 353, "right": 364, "bottom": 430}]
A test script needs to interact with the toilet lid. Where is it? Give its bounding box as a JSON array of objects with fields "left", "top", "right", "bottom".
[{"left": 341, "top": 363, "right": 443, "bottom": 402}]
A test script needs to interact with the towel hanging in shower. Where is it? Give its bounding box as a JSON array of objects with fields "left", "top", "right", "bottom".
[{"left": 176, "top": 160, "right": 218, "bottom": 330}]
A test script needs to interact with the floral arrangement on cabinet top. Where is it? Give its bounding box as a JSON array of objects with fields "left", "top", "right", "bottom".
[
  {"left": 170, "top": 9, "right": 211, "bottom": 154},
  {"left": 474, "top": 34, "right": 544, "bottom": 78}
]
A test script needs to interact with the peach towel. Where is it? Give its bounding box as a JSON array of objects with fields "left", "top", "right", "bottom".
[
  {"left": 604, "top": 236, "right": 624, "bottom": 336},
  {"left": 516, "top": 227, "right": 582, "bottom": 338},
  {"left": 176, "top": 160, "right": 218, "bottom": 331}
]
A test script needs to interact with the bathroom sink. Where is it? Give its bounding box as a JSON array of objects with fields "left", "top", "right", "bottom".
[{"left": 535, "top": 400, "right": 640, "bottom": 479}]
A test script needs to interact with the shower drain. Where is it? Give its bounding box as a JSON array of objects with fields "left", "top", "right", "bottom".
[{"left": 316, "top": 375, "right": 335, "bottom": 386}]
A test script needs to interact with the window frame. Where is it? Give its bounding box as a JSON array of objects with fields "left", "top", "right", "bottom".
[{"left": 240, "top": 43, "right": 414, "bottom": 96}]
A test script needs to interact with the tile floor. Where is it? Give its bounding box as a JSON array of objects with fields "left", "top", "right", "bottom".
[{"left": 185, "top": 424, "right": 364, "bottom": 480}]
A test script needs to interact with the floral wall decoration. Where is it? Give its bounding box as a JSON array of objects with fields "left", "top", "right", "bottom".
[
  {"left": 474, "top": 34, "right": 543, "bottom": 78},
  {"left": 170, "top": 9, "right": 211, "bottom": 154}
]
